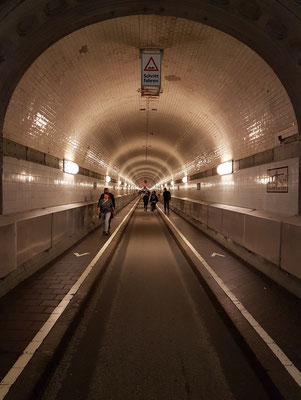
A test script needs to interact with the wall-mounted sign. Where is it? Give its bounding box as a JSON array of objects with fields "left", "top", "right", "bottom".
[
  {"left": 267, "top": 166, "right": 288, "bottom": 193},
  {"left": 141, "top": 52, "right": 161, "bottom": 88}
]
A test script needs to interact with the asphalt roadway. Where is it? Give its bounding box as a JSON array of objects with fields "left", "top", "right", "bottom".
[{"left": 40, "top": 203, "right": 270, "bottom": 400}]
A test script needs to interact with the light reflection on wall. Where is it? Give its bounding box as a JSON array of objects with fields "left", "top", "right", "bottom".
[
  {"left": 17, "top": 173, "right": 34, "bottom": 183},
  {"left": 53, "top": 176, "right": 94, "bottom": 188},
  {"left": 54, "top": 179, "right": 74, "bottom": 186},
  {"left": 223, "top": 180, "right": 235, "bottom": 186},
  {"left": 248, "top": 121, "right": 263, "bottom": 141},
  {"left": 259, "top": 177, "right": 270, "bottom": 185},
  {"left": 34, "top": 112, "right": 48, "bottom": 131},
  {"left": 3, "top": 157, "right": 135, "bottom": 215},
  {"left": 179, "top": 178, "right": 235, "bottom": 191}
]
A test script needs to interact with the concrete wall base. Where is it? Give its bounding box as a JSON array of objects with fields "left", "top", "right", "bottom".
[
  {"left": 0, "top": 224, "right": 99, "bottom": 299},
  {"left": 170, "top": 205, "right": 301, "bottom": 299},
  {"left": 0, "top": 194, "right": 137, "bottom": 298}
]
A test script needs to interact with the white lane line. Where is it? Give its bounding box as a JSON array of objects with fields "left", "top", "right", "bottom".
[
  {"left": 158, "top": 206, "right": 301, "bottom": 388},
  {"left": 0, "top": 199, "right": 139, "bottom": 400}
]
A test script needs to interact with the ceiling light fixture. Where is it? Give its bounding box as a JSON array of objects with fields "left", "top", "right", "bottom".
[
  {"left": 63, "top": 160, "right": 79, "bottom": 175},
  {"left": 217, "top": 161, "right": 233, "bottom": 176},
  {"left": 182, "top": 176, "right": 188, "bottom": 183}
]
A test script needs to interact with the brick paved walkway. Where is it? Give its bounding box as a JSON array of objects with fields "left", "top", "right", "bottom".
[
  {"left": 0, "top": 201, "right": 135, "bottom": 382},
  {"left": 163, "top": 205, "right": 301, "bottom": 372}
]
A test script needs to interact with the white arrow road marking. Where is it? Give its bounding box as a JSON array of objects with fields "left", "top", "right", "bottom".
[
  {"left": 158, "top": 205, "right": 301, "bottom": 389},
  {"left": 211, "top": 253, "right": 226, "bottom": 258},
  {"left": 74, "top": 252, "right": 90, "bottom": 257},
  {"left": 0, "top": 198, "right": 140, "bottom": 400}
]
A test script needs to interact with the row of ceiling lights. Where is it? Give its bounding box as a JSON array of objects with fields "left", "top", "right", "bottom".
[
  {"left": 157, "top": 161, "right": 233, "bottom": 188},
  {"left": 63, "top": 159, "right": 136, "bottom": 188},
  {"left": 64, "top": 158, "right": 233, "bottom": 189}
]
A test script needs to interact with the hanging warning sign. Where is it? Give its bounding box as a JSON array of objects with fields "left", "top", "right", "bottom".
[
  {"left": 144, "top": 57, "right": 159, "bottom": 71},
  {"left": 141, "top": 52, "right": 161, "bottom": 87}
]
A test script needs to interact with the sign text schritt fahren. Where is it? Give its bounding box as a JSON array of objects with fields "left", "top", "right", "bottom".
[{"left": 141, "top": 52, "right": 161, "bottom": 87}]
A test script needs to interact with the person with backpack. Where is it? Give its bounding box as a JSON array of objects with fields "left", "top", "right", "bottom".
[
  {"left": 150, "top": 191, "right": 159, "bottom": 212},
  {"left": 98, "top": 192, "right": 115, "bottom": 235},
  {"left": 98, "top": 188, "right": 116, "bottom": 233}
]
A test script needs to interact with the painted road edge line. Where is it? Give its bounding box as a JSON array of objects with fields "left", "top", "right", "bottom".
[
  {"left": 0, "top": 198, "right": 140, "bottom": 400},
  {"left": 158, "top": 206, "right": 301, "bottom": 388}
]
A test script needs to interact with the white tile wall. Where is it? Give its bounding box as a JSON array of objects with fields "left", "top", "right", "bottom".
[
  {"left": 3, "top": 15, "right": 297, "bottom": 181},
  {"left": 171, "top": 158, "right": 299, "bottom": 216},
  {"left": 2, "top": 157, "right": 131, "bottom": 215}
]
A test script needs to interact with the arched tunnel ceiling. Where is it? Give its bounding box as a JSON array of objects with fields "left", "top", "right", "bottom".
[{"left": 3, "top": 15, "right": 298, "bottom": 185}]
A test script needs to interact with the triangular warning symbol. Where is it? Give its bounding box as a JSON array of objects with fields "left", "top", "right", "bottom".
[{"left": 144, "top": 56, "right": 159, "bottom": 72}]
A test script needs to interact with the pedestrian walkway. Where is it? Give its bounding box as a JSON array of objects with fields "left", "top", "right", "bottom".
[
  {"left": 0, "top": 200, "right": 136, "bottom": 383},
  {"left": 1, "top": 199, "right": 300, "bottom": 400},
  {"left": 158, "top": 204, "right": 301, "bottom": 373},
  {"left": 40, "top": 202, "right": 269, "bottom": 400}
]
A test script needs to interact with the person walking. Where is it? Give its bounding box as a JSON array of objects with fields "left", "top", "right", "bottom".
[
  {"left": 143, "top": 192, "right": 149, "bottom": 212},
  {"left": 150, "top": 191, "right": 159, "bottom": 212},
  {"left": 98, "top": 188, "right": 115, "bottom": 231},
  {"left": 163, "top": 187, "right": 171, "bottom": 214},
  {"left": 98, "top": 193, "right": 115, "bottom": 235}
]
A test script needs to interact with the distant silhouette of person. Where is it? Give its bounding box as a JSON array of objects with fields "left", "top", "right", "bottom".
[
  {"left": 150, "top": 191, "right": 158, "bottom": 212},
  {"left": 163, "top": 187, "right": 171, "bottom": 214},
  {"left": 143, "top": 192, "right": 150, "bottom": 212}
]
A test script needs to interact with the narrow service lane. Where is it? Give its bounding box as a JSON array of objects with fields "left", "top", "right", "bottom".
[{"left": 41, "top": 203, "right": 270, "bottom": 400}]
